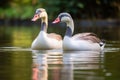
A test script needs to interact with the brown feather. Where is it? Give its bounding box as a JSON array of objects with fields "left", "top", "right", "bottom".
[
  {"left": 47, "top": 33, "right": 62, "bottom": 41},
  {"left": 72, "top": 32, "right": 101, "bottom": 43}
]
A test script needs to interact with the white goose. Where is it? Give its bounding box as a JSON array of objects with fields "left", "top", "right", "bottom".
[
  {"left": 53, "top": 12, "right": 105, "bottom": 51},
  {"left": 31, "top": 8, "right": 62, "bottom": 50}
]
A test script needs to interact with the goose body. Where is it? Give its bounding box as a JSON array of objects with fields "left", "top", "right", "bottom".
[
  {"left": 63, "top": 34, "right": 101, "bottom": 51},
  {"left": 53, "top": 13, "right": 105, "bottom": 51},
  {"left": 31, "top": 8, "right": 62, "bottom": 50}
]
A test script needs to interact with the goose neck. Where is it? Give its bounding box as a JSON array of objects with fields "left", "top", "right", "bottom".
[
  {"left": 41, "top": 16, "right": 48, "bottom": 32},
  {"left": 65, "top": 19, "right": 74, "bottom": 37},
  {"left": 65, "top": 27, "right": 73, "bottom": 37}
]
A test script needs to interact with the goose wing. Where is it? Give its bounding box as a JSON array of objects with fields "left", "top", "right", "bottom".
[
  {"left": 47, "top": 33, "right": 62, "bottom": 41},
  {"left": 72, "top": 32, "right": 101, "bottom": 43}
]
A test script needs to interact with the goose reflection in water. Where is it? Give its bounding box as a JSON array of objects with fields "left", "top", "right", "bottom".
[
  {"left": 32, "top": 50, "right": 63, "bottom": 80},
  {"left": 32, "top": 50, "right": 104, "bottom": 80},
  {"left": 62, "top": 51, "right": 104, "bottom": 80}
]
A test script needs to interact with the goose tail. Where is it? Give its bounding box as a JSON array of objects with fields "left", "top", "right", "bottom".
[{"left": 100, "top": 39, "right": 106, "bottom": 51}]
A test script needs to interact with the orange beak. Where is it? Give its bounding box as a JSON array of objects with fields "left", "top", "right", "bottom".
[
  {"left": 52, "top": 18, "right": 60, "bottom": 24},
  {"left": 31, "top": 14, "right": 39, "bottom": 21}
]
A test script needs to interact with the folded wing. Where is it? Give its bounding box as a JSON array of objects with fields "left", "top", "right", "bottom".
[
  {"left": 72, "top": 33, "right": 101, "bottom": 43},
  {"left": 47, "top": 33, "right": 62, "bottom": 41}
]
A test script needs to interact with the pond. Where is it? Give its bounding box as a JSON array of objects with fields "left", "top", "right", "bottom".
[{"left": 0, "top": 25, "right": 120, "bottom": 80}]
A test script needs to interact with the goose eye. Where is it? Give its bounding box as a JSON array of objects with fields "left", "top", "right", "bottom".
[
  {"left": 36, "top": 10, "right": 41, "bottom": 14},
  {"left": 35, "top": 15, "right": 38, "bottom": 18},
  {"left": 52, "top": 18, "right": 60, "bottom": 24}
]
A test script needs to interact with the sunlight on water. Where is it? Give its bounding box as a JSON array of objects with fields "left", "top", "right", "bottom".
[{"left": 0, "top": 47, "right": 31, "bottom": 52}]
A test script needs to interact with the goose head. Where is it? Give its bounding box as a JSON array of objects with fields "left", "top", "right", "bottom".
[
  {"left": 53, "top": 12, "right": 74, "bottom": 34},
  {"left": 52, "top": 13, "right": 72, "bottom": 23},
  {"left": 32, "top": 8, "right": 48, "bottom": 22}
]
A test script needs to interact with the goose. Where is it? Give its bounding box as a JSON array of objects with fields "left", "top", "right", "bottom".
[
  {"left": 31, "top": 8, "right": 62, "bottom": 50},
  {"left": 52, "top": 12, "right": 105, "bottom": 51}
]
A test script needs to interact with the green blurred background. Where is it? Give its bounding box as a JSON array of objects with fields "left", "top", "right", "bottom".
[
  {"left": 0, "top": 1, "right": 120, "bottom": 80},
  {"left": 0, "top": 0, "right": 119, "bottom": 21},
  {"left": 0, "top": 0, "right": 120, "bottom": 48}
]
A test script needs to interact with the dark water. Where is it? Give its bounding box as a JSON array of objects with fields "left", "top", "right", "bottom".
[{"left": 0, "top": 25, "right": 120, "bottom": 80}]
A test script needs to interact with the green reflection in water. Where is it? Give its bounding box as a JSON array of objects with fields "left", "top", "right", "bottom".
[
  {"left": 104, "top": 51, "right": 120, "bottom": 80},
  {"left": 0, "top": 51, "right": 32, "bottom": 80},
  {"left": 0, "top": 25, "right": 120, "bottom": 48},
  {"left": 0, "top": 26, "right": 64, "bottom": 48},
  {"left": 0, "top": 26, "right": 39, "bottom": 48}
]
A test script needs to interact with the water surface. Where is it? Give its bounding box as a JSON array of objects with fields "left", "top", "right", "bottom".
[{"left": 0, "top": 26, "right": 120, "bottom": 80}]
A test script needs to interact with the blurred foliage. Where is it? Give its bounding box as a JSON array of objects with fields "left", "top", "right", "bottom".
[
  {"left": 0, "top": 0, "right": 39, "bottom": 19},
  {"left": 0, "top": 0, "right": 119, "bottom": 20},
  {"left": 40, "top": 0, "right": 120, "bottom": 19}
]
